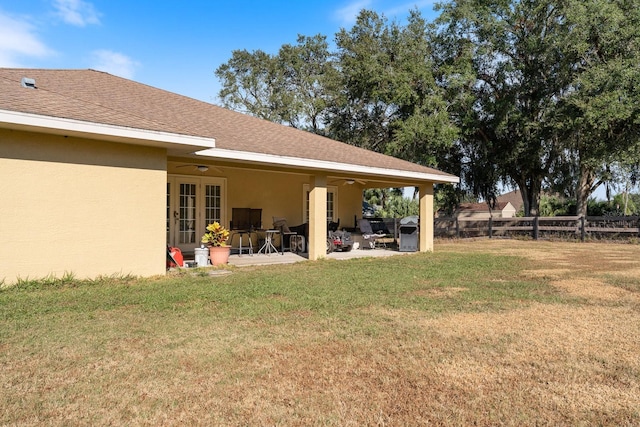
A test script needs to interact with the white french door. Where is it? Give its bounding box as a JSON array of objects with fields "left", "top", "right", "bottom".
[{"left": 167, "top": 175, "right": 226, "bottom": 253}]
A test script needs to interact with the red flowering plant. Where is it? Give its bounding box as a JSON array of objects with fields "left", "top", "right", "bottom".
[{"left": 201, "top": 222, "right": 230, "bottom": 247}]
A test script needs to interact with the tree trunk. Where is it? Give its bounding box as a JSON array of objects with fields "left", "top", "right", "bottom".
[
  {"left": 515, "top": 178, "right": 542, "bottom": 217},
  {"left": 576, "top": 166, "right": 596, "bottom": 218}
]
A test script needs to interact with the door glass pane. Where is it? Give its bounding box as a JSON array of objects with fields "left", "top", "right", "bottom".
[
  {"left": 179, "top": 183, "right": 197, "bottom": 244},
  {"left": 326, "top": 192, "right": 334, "bottom": 221},
  {"left": 205, "top": 185, "right": 221, "bottom": 225}
]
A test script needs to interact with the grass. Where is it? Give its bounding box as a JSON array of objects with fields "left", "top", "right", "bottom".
[{"left": 1, "top": 240, "right": 639, "bottom": 426}]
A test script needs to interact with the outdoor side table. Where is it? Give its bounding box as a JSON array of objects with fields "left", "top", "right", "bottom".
[{"left": 258, "top": 229, "right": 281, "bottom": 255}]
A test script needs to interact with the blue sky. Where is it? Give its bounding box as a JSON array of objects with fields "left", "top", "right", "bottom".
[{"left": 0, "top": 0, "right": 439, "bottom": 103}]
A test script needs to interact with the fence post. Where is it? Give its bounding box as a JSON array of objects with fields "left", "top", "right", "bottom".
[
  {"left": 456, "top": 217, "right": 460, "bottom": 238},
  {"left": 488, "top": 217, "right": 493, "bottom": 238},
  {"left": 533, "top": 216, "right": 539, "bottom": 240},
  {"left": 581, "top": 216, "right": 586, "bottom": 242}
]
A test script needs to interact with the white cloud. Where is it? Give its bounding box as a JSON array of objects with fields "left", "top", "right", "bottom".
[
  {"left": 90, "top": 50, "right": 139, "bottom": 79},
  {"left": 333, "top": 0, "right": 373, "bottom": 26},
  {"left": 0, "top": 11, "right": 54, "bottom": 67},
  {"left": 53, "top": 0, "right": 100, "bottom": 27}
]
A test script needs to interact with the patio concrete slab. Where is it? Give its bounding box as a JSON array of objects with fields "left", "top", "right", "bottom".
[{"left": 226, "top": 248, "right": 413, "bottom": 267}]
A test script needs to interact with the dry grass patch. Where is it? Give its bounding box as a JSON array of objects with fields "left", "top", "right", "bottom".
[
  {"left": 406, "top": 287, "right": 467, "bottom": 298},
  {"left": 551, "top": 277, "right": 636, "bottom": 302}
]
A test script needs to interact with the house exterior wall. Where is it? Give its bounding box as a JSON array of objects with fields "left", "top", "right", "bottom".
[
  {"left": 501, "top": 203, "right": 516, "bottom": 218},
  {"left": 456, "top": 202, "right": 516, "bottom": 219},
  {"left": 457, "top": 211, "right": 493, "bottom": 219},
  {"left": 0, "top": 129, "right": 167, "bottom": 284},
  {"left": 223, "top": 168, "right": 309, "bottom": 228},
  {"left": 335, "top": 184, "right": 363, "bottom": 230}
]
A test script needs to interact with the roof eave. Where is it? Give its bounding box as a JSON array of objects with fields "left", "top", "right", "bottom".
[
  {"left": 0, "top": 109, "right": 216, "bottom": 153},
  {"left": 196, "top": 148, "right": 460, "bottom": 184}
]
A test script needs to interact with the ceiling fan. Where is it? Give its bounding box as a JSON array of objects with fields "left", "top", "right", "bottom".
[
  {"left": 330, "top": 177, "right": 367, "bottom": 186},
  {"left": 176, "top": 164, "right": 210, "bottom": 173}
]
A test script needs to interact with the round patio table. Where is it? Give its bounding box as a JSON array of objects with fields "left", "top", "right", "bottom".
[{"left": 257, "top": 229, "right": 281, "bottom": 255}]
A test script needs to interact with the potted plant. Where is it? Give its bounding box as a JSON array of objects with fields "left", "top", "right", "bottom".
[{"left": 201, "top": 221, "right": 231, "bottom": 266}]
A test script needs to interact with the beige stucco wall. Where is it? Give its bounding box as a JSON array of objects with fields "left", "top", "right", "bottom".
[
  {"left": 223, "top": 168, "right": 308, "bottom": 228},
  {"left": 0, "top": 129, "right": 167, "bottom": 284}
]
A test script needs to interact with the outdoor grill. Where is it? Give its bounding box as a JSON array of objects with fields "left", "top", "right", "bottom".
[{"left": 399, "top": 216, "right": 419, "bottom": 252}]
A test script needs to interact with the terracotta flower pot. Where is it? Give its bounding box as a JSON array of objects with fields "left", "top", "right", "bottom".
[{"left": 208, "top": 245, "right": 231, "bottom": 266}]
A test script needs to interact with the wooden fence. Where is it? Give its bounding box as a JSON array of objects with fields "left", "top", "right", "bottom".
[{"left": 434, "top": 216, "right": 640, "bottom": 241}]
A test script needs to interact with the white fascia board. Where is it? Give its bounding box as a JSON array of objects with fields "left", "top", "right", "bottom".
[
  {"left": 196, "top": 148, "right": 460, "bottom": 184},
  {"left": 0, "top": 109, "right": 216, "bottom": 150}
]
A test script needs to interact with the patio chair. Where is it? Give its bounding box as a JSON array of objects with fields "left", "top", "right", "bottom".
[
  {"left": 358, "top": 218, "right": 387, "bottom": 249},
  {"left": 229, "top": 208, "right": 262, "bottom": 255}
]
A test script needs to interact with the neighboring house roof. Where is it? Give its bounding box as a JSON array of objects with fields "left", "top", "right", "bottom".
[
  {"left": 457, "top": 202, "right": 512, "bottom": 213},
  {"left": 0, "top": 68, "right": 459, "bottom": 184},
  {"left": 458, "top": 202, "right": 508, "bottom": 212},
  {"left": 496, "top": 190, "right": 524, "bottom": 213}
]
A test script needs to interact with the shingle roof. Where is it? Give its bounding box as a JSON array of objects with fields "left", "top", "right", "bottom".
[
  {"left": 0, "top": 68, "right": 458, "bottom": 182},
  {"left": 458, "top": 202, "right": 511, "bottom": 212}
]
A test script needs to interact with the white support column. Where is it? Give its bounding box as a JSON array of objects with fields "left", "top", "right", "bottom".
[
  {"left": 419, "top": 182, "right": 434, "bottom": 252},
  {"left": 308, "top": 175, "right": 327, "bottom": 260}
]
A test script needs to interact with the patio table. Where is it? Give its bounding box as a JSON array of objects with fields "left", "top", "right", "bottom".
[{"left": 257, "top": 229, "right": 281, "bottom": 255}]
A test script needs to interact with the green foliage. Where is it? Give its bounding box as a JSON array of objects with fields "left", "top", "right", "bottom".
[
  {"left": 437, "top": 0, "right": 577, "bottom": 216},
  {"left": 611, "top": 194, "right": 638, "bottom": 215},
  {"left": 552, "top": 0, "right": 640, "bottom": 216},
  {"left": 216, "top": 9, "right": 459, "bottom": 174},
  {"left": 537, "top": 193, "right": 640, "bottom": 217},
  {"left": 436, "top": 0, "right": 640, "bottom": 216},
  {"left": 375, "top": 194, "right": 419, "bottom": 218},
  {"left": 329, "top": 10, "right": 458, "bottom": 167},
  {"left": 362, "top": 188, "right": 418, "bottom": 218},
  {"left": 215, "top": 34, "right": 337, "bottom": 133},
  {"left": 539, "top": 195, "right": 573, "bottom": 217}
]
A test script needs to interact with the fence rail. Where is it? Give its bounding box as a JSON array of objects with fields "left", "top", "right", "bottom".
[{"left": 434, "top": 216, "right": 640, "bottom": 241}]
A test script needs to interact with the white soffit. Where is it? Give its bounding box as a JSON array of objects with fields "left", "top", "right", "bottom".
[
  {"left": 196, "top": 148, "right": 460, "bottom": 184},
  {"left": 0, "top": 109, "right": 216, "bottom": 150}
]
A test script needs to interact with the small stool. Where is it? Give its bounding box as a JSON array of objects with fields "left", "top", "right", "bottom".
[{"left": 231, "top": 230, "right": 253, "bottom": 256}]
